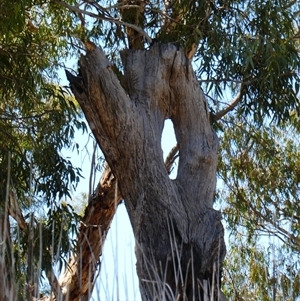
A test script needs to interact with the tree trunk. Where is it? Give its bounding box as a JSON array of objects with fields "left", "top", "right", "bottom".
[
  {"left": 59, "top": 164, "right": 122, "bottom": 301},
  {"left": 40, "top": 165, "right": 122, "bottom": 301},
  {"left": 0, "top": 210, "right": 14, "bottom": 301},
  {"left": 67, "top": 42, "right": 226, "bottom": 301}
]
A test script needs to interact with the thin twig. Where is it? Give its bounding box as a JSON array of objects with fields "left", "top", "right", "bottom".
[
  {"left": 53, "top": 0, "right": 152, "bottom": 43},
  {"left": 89, "top": 142, "right": 97, "bottom": 197},
  {"left": 165, "top": 144, "right": 179, "bottom": 174}
]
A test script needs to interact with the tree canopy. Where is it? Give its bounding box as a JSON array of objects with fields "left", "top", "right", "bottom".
[
  {"left": 0, "top": 0, "right": 300, "bottom": 300},
  {"left": 56, "top": 0, "right": 300, "bottom": 121}
]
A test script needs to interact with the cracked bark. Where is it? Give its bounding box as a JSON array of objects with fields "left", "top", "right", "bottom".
[{"left": 67, "top": 43, "right": 226, "bottom": 301}]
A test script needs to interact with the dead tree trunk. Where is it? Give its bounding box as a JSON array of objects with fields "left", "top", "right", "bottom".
[{"left": 67, "top": 42, "right": 226, "bottom": 301}]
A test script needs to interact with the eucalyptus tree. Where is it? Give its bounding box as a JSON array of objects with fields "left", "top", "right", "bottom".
[{"left": 60, "top": 0, "right": 300, "bottom": 300}]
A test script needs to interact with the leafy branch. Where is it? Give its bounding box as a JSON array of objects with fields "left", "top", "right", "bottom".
[{"left": 53, "top": 0, "right": 152, "bottom": 43}]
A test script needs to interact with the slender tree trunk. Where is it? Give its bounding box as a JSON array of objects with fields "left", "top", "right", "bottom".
[
  {"left": 0, "top": 210, "right": 14, "bottom": 301},
  {"left": 40, "top": 165, "right": 122, "bottom": 301},
  {"left": 67, "top": 42, "right": 226, "bottom": 300},
  {"left": 59, "top": 165, "right": 122, "bottom": 301}
]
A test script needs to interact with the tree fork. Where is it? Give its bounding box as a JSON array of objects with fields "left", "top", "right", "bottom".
[{"left": 67, "top": 43, "right": 226, "bottom": 300}]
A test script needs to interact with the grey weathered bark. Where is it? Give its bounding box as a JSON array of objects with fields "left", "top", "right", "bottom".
[{"left": 67, "top": 42, "right": 226, "bottom": 300}]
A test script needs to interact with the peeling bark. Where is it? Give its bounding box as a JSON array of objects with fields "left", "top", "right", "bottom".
[
  {"left": 67, "top": 43, "right": 226, "bottom": 300},
  {"left": 59, "top": 165, "right": 121, "bottom": 301},
  {"left": 41, "top": 165, "right": 122, "bottom": 301}
]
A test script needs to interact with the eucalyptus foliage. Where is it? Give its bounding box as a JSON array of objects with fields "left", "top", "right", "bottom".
[
  {"left": 217, "top": 115, "right": 300, "bottom": 300},
  {"left": 0, "top": 0, "right": 86, "bottom": 298}
]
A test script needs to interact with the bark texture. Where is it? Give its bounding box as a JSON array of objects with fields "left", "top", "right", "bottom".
[
  {"left": 68, "top": 43, "right": 226, "bottom": 300},
  {"left": 0, "top": 211, "right": 13, "bottom": 301},
  {"left": 41, "top": 165, "right": 122, "bottom": 301},
  {"left": 59, "top": 165, "right": 122, "bottom": 301}
]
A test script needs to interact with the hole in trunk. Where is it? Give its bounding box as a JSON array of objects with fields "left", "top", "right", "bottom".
[{"left": 161, "top": 119, "right": 178, "bottom": 179}]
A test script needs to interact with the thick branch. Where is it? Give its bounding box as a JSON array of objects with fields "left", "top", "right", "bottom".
[
  {"left": 164, "top": 144, "right": 179, "bottom": 174},
  {"left": 46, "top": 268, "right": 63, "bottom": 300},
  {"left": 37, "top": 164, "right": 121, "bottom": 301}
]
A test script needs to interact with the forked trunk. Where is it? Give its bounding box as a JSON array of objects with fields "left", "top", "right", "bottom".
[{"left": 67, "top": 43, "right": 226, "bottom": 300}]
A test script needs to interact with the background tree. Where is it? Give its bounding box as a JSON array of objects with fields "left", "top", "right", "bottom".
[
  {"left": 219, "top": 115, "right": 300, "bottom": 300},
  {"left": 0, "top": 1, "right": 86, "bottom": 299}
]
